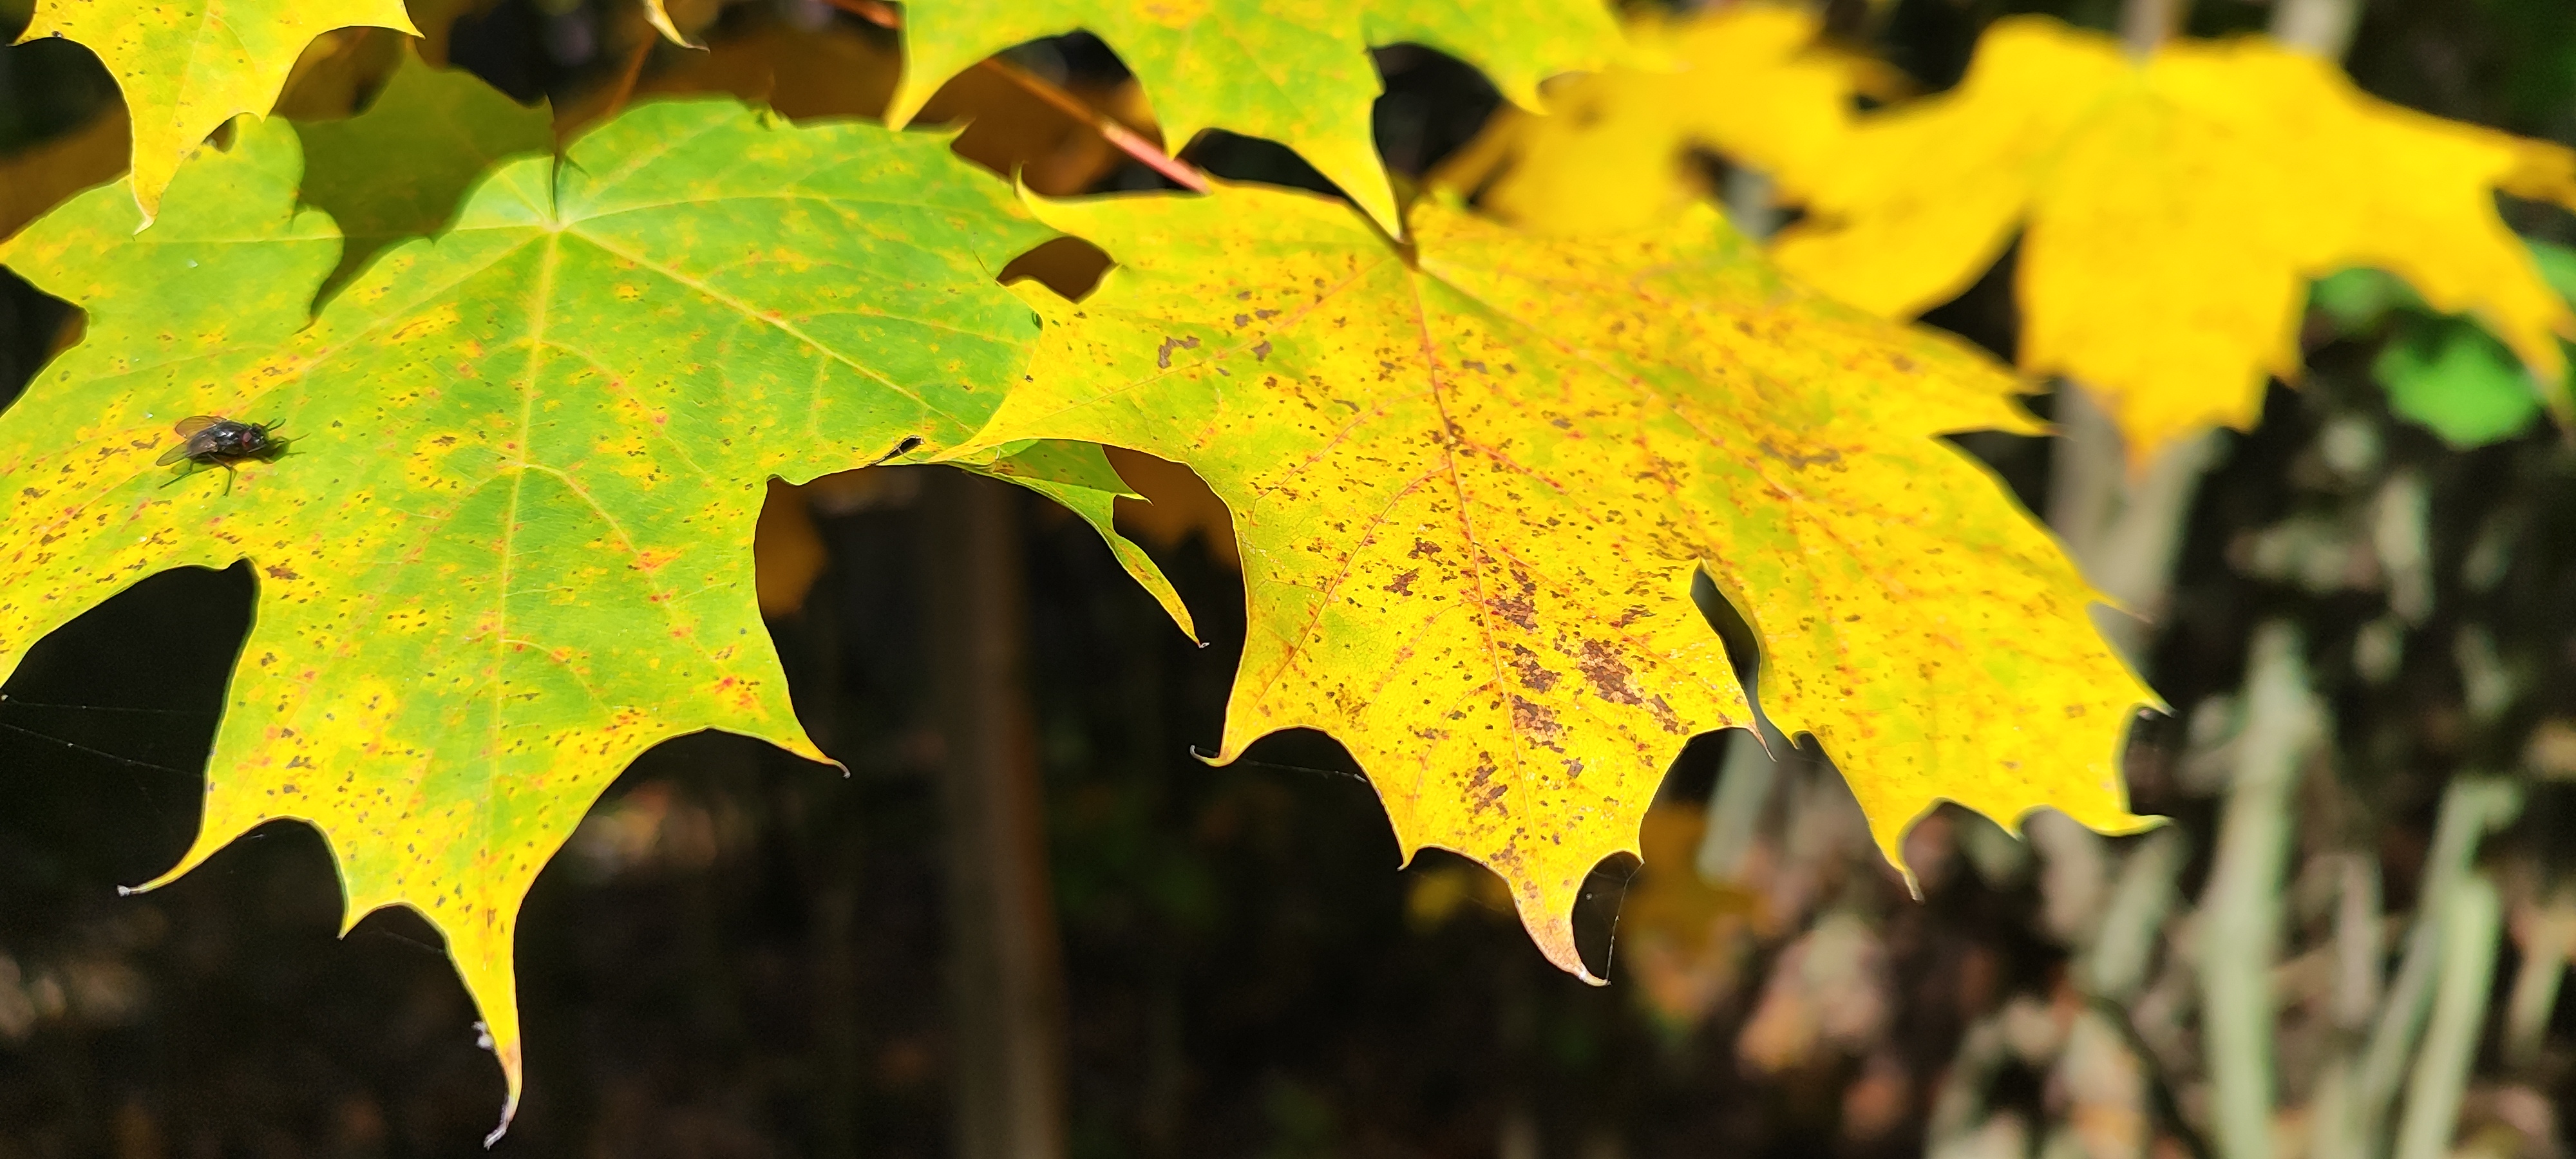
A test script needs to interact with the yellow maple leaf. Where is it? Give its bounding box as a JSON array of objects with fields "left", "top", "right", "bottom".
[
  {"left": 878, "top": 0, "right": 1625, "bottom": 236},
  {"left": 1616, "top": 806, "right": 1757, "bottom": 1026},
  {"left": 1434, "top": 4, "right": 1880, "bottom": 235},
  {"left": 14, "top": 0, "right": 417, "bottom": 221},
  {"left": 1769, "top": 16, "right": 2576, "bottom": 465},
  {"left": 960, "top": 184, "right": 2154, "bottom": 979}
]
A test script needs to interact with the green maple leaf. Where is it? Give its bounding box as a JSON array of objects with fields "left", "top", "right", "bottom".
[
  {"left": 881, "top": 0, "right": 1625, "bottom": 236},
  {"left": 960, "top": 185, "right": 2154, "bottom": 977},
  {"left": 0, "top": 97, "right": 1177, "bottom": 1133}
]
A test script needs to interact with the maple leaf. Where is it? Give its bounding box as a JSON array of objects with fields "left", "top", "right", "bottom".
[
  {"left": 0, "top": 98, "right": 1177, "bottom": 1133},
  {"left": 1767, "top": 16, "right": 2576, "bottom": 465},
  {"left": 960, "top": 184, "right": 2155, "bottom": 979},
  {"left": 880, "top": 0, "right": 1625, "bottom": 236},
  {"left": 12, "top": 0, "right": 418, "bottom": 220},
  {"left": 1432, "top": 4, "right": 1884, "bottom": 234}
]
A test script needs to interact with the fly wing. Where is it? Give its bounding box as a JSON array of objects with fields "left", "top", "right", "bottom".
[
  {"left": 155, "top": 444, "right": 194, "bottom": 466},
  {"left": 172, "top": 416, "right": 220, "bottom": 437}
]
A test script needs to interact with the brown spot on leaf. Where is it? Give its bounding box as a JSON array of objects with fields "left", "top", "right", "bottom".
[
  {"left": 1155, "top": 334, "right": 1201, "bottom": 369},
  {"left": 1508, "top": 645, "right": 1560, "bottom": 693},
  {"left": 1757, "top": 439, "right": 1842, "bottom": 470},
  {"left": 1577, "top": 639, "right": 1642, "bottom": 706},
  {"left": 1511, "top": 695, "right": 1564, "bottom": 749},
  {"left": 1466, "top": 755, "right": 1509, "bottom": 815},
  {"left": 264, "top": 563, "right": 299, "bottom": 581}
]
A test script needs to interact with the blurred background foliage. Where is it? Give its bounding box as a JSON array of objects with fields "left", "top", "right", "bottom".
[{"left": 6, "top": 0, "right": 2576, "bottom": 1155}]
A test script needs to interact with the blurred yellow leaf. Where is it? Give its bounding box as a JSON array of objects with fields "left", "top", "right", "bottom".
[
  {"left": 1770, "top": 17, "right": 2576, "bottom": 465},
  {"left": 1435, "top": 5, "right": 1884, "bottom": 235},
  {"left": 14, "top": 0, "right": 416, "bottom": 220},
  {"left": 1616, "top": 806, "right": 1757, "bottom": 1027},
  {"left": 963, "top": 184, "right": 2153, "bottom": 981}
]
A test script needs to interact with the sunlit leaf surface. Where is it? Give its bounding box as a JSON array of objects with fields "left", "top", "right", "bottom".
[{"left": 965, "top": 184, "right": 2154, "bottom": 978}]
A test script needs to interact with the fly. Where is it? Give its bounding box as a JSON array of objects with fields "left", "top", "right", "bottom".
[{"left": 156, "top": 416, "right": 290, "bottom": 494}]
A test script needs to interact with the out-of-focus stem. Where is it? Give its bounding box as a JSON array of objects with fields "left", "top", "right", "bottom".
[
  {"left": 2353, "top": 778, "right": 2521, "bottom": 1151},
  {"left": 2502, "top": 893, "right": 2574, "bottom": 1068},
  {"left": 2031, "top": 810, "right": 2112, "bottom": 947},
  {"left": 2193, "top": 624, "right": 2320, "bottom": 1159},
  {"left": 2049, "top": 386, "right": 2222, "bottom": 663},
  {"left": 2269, "top": 0, "right": 2360, "bottom": 59},
  {"left": 2081, "top": 827, "right": 2183, "bottom": 1003},
  {"left": 976, "top": 58, "right": 1211, "bottom": 193},
  {"left": 1696, "top": 728, "right": 1782, "bottom": 883},
  {"left": 2047, "top": 386, "right": 2126, "bottom": 566},
  {"left": 2389, "top": 874, "right": 2503, "bottom": 1159},
  {"left": 2307, "top": 854, "right": 2388, "bottom": 1159},
  {"left": 920, "top": 469, "right": 1069, "bottom": 1159},
  {"left": 1724, "top": 167, "right": 1781, "bottom": 242},
  {"left": 2119, "top": 0, "right": 2191, "bottom": 56},
  {"left": 2331, "top": 852, "right": 2384, "bottom": 1031}
]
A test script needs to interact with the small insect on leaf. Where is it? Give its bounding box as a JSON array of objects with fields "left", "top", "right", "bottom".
[
  {"left": 156, "top": 417, "right": 292, "bottom": 495},
  {"left": 157, "top": 415, "right": 223, "bottom": 465}
]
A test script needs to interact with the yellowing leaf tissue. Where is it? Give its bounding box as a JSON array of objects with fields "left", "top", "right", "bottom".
[{"left": 965, "top": 184, "right": 2155, "bottom": 977}]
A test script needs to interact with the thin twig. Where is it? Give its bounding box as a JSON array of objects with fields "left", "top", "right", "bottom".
[
  {"left": 814, "top": 0, "right": 1210, "bottom": 193},
  {"left": 2195, "top": 623, "right": 2320, "bottom": 1159},
  {"left": 600, "top": 29, "right": 654, "bottom": 120},
  {"left": 976, "top": 58, "right": 1211, "bottom": 193},
  {"left": 820, "top": 0, "right": 898, "bottom": 27},
  {"left": 2391, "top": 873, "right": 2503, "bottom": 1159}
]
